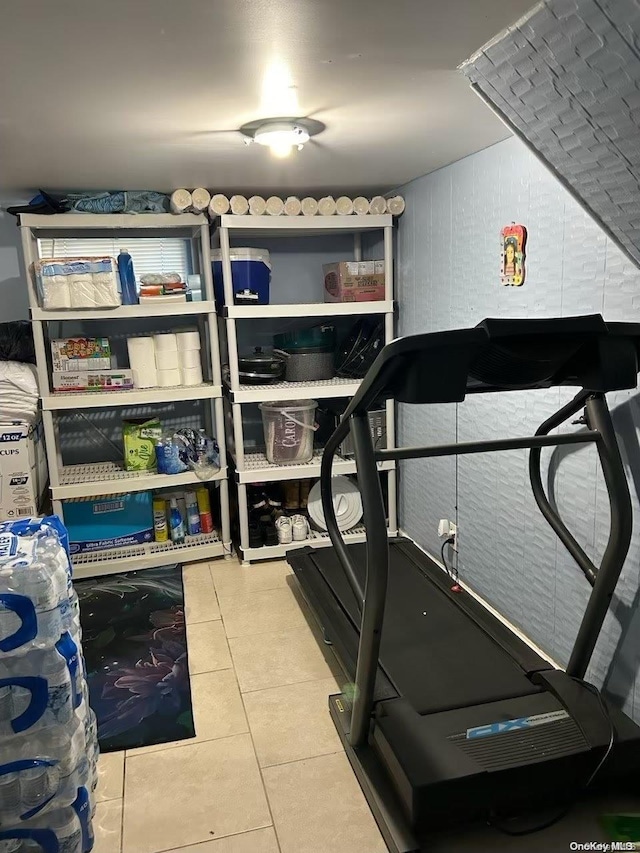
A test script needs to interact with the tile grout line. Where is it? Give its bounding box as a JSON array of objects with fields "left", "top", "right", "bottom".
[
  {"left": 240, "top": 673, "right": 341, "bottom": 696},
  {"left": 214, "top": 561, "right": 284, "bottom": 853},
  {"left": 120, "top": 749, "right": 127, "bottom": 853},
  {"left": 158, "top": 823, "right": 278, "bottom": 853}
]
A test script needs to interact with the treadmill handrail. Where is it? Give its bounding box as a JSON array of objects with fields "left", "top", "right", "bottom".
[{"left": 529, "top": 390, "right": 600, "bottom": 587}]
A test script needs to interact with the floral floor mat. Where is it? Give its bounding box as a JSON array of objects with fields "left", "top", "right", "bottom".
[{"left": 76, "top": 565, "right": 195, "bottom": 752}]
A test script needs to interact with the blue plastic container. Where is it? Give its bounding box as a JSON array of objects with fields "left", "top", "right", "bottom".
[
  {"left": 117, "top": 249, "right": 138, "bottom": 305},
  {"left": 212, "top": 247, "right": 271, "bottom": 307}
]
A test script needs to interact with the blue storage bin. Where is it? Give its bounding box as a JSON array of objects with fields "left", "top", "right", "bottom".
[{"left": 212, "top": 247, "right": 271, "bottom": 307}]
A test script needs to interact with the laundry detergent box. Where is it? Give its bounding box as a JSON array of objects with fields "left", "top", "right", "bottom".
[
  {"left": 51, "top": 337, "right": 112, "bottom": 372},
  {"left": 122, "top": 417, "right": 162, "bottom": 471},
  {"left": 0, "top": 420, "right": 48, "bottom": 522},
  {"left": 323, "top": 260, "right": 385, "bottom": 302},
  {"left": 64, "top": 491, "right": 154, "bottom": 554}
]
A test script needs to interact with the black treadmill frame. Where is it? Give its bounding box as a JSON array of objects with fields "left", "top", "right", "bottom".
[
  {"left": 309, "top": 317, "right": 639, "bottom": 852},
  {"left": 322, "top": 389, "right": 632, "bottom": 760}
]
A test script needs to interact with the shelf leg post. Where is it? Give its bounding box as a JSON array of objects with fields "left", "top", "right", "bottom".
[{"left": 237, "top": 482, "right": 250, "bottom": 554}]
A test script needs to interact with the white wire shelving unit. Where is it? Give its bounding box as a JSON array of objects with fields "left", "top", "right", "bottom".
[
  {"left": 20, "top": 212, "right": 231, "bottom": 578},
  {"left": 213, "top": 213, "right": 397, "bottom": 565}
]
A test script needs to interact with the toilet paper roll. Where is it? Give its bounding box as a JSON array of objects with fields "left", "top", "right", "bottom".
[
  {"left": 155, "top": 349, "right": 180, "bottom": 370},
  {"left": 352, "top": 196, "right": 369, "bottom": 215},
  {"left": 157, "top": 368, "right": 182, "bottom": 387},
  {"left": 369, "top": 196, "right": 387, "bottom": 215},
  {"left": 335, "top": 196, "right": 354, "bottom": 215},
  {"left": 132, "top": 367, "right": 158, "bottom": 389},
  {"left": 190, "top": 188, "right": 211, "bottom": 212},
  {"left": 301, "top": 197, "right": 318, "bottom": 216},
  {"left": 127, "top": 337, "right": 157, "bottom": 387},
  {"left": 318, "top": 196, "right": 337, "bottom": 216},
  {"left": 209, "top": 194, "right": 230, "bottom": 216},
  {"left": 153, "top": 333, "right": 178, "bottom": 352},
  {"left": 181, "top": 365, "right": 203, "bottom": 386},
  {"left": 266, "top": 196, "right": 284, "bottom": 216},
  {"left": 386, "top": 195, "right": 406, "bottom": 216},
  {"left": 284, "top": 196, "right": 301, "bottom": 216},
  {"left": 178, "top": 349, "right": 202, "bottom": 369},
  {"left": 170, "top": 189, "right": 192, "bottom": 214},
  {"left": 230, "top": 195, "right": 249, "bottom": 215},
  {"left": 249, "top": 195, "right": 266, "bottom": 215},
  {"left": 176, "top": 330, "right": 201, "bottom": 351}
]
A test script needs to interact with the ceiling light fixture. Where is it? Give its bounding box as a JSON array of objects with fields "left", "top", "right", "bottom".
[
  {"left": 254, "top": 122, "right": 310, "bottom": 159},
  {"left": 240, "top": 117, "right": 325, "bottom": 159}
]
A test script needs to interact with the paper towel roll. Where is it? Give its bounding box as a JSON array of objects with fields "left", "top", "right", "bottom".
[
  {"left": 284, "top": 196, "right": 301, "bottom": 216},
  {"left": 157, "top": 368, "right": 182, "bottom": 387},
  {"left": 127, "top": 337, "right": 157, "bottom": 388},
  {"left": 176, "top": 330, "right": 201, "bottom": 350},
  {"left": 230, "top": 195, "right": 249, "bottom": 215},
  {"left": 181, "top": 365, "right": 203, "bottom": 386},
  {"left": 369, "top": 196, "right": 387, "bottom": 215},
  {"left": 153, "top": 333, "right": 178, "bottom": 352},
  {"left": 209, "top": 194, "right": 230, "bottom": 216},
  {"left": 353, "top": 196, "right": 369, "bottom": 215},
  {"left": 301, "top": 197, "right": 318, "bottom": 216},
  {"left": 178, "top": 349, "right": 201, "bottom": 369},
  {"left": 318, "top": 196, "right": 336, "bottom": 216},
  {"left": 131, "top": 367, "right": 158, "bottom": 388},
  {"left": 191, "top": 188, "right": 211, "bottom": 212},
  {"left": 266, "top": 196, "right": 284, "bottom": 216},
  {"left": 386, "top": 195, "right": 405, "bottom": 216},
  {"left": 170, "top": 189, "right": 192, "bottom": 214},
  {"left": 249, "top": 195, "right": 266, "bottom": 215},
  {"left": 335, "top": 196, "right": 354, "bottom": 215},
  {"left": 155, "top": 349, "right": 180, "bottom": 370},
  {"left": 42, "top": 276, "right": 71, "bottom": 310}
]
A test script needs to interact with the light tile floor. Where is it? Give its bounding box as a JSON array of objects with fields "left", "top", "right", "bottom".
[
  {"left": 91, "top": 557, "right": 386, "bottom": 853},
  {"left": 91, "top": 557, "right": 638, "bottom": 853}
]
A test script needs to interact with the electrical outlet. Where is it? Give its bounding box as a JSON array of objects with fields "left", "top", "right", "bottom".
[{"left": 437, "top": 519, "right": 458, "bottom": 551}]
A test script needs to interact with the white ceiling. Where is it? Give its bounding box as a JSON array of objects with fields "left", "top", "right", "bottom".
[{"left": 0, "top": 0, "right": 534, "bottom": 196}]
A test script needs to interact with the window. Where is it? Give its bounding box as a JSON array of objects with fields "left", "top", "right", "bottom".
[{"left": 38, "top": 236, "right": 191, "bottom": 284}]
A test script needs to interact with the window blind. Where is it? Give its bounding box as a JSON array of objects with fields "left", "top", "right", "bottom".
[{"left": 38, "top": 237, "right": 191, "bottom": 283}]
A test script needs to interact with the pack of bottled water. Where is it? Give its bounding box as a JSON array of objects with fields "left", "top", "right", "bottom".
[{"left": 0, "top": 517, "right": 98, "bottom": 852}]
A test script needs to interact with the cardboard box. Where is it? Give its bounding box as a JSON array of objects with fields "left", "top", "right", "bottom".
[
  {"left": 52, "top": 369, "right": 133, "bottom": 392},
  {"left": 51, "top": 337, "right": 111, "bottom": 372},
  {"left": 323, "top": 261, "right": 385, "bottom": 303},
  {"left": 122, "top": 417, "right": 162, "bottom": 471},
  {"left": 64, "top": 492, "right": 154, "bottom": 554},
  {"left": 0, "top": 420, "right": 48, "bottom": 522}
]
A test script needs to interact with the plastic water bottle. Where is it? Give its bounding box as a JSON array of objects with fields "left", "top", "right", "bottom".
[
  {"left": 0, "top": 717, "right": 90, "bottom": 825},
  {"left": 117, "top": 249, "right": 138, "bottom": 305},
  {"left": 0, "top": 788, "right": 93, "bottom": 852}
]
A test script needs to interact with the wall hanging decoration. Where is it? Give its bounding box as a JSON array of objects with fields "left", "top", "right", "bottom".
[{"left": 500, "top": 223, "right": 527, "bottom": 286}]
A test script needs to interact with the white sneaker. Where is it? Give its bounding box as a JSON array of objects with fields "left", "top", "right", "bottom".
[
  {"left": 275, "top": 515, "right": 293, "bottom": 544},
  {"left": 291, "top": 514, "right": 310, "bottom": 542}
]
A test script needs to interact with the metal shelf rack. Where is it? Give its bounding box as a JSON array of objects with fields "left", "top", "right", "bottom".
[
  {"left": 213, "top": 213, "right": 397, "bottom": 565},
  {"left": 20, "top": 212, "right": 231, "bottom": 578}
]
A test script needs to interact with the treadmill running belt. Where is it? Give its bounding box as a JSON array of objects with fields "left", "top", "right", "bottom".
[{"left": 313, "top": 540, "right": 542, "bottom": 716}]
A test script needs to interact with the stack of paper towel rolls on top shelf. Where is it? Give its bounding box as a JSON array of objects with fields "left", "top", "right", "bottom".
[
  {"left": 127, "top": 330, "right": 203, "bottom": 389},
  {"left": 169, "top": 190, "right": 405, "bottom": 219}
]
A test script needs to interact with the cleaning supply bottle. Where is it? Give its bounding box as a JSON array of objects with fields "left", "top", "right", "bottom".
[
  {"left": 117, "top": 249, "right": 138, "bottom": 305},
  {"left": 169, "top": 498, "right": 185, "bottom": 545},
  {"left": 152, "top": 498, "right": 168, "bottom": 542},
  {"left": 185, "top": 492, "right": 201, "bottom": 536},
  {"left": 196, "top": 487, "right": 213, "bottom": 534}
]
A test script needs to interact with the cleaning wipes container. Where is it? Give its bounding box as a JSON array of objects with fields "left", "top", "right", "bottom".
[
  {"left": 259, "top": 400, "right": 317, "bottom": 465},
  {"left": 212, "top": 248, "right": 271, "bottom": 307}
]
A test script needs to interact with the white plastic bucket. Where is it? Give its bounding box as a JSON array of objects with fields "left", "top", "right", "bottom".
[{"left": 259, "top": 400, "right": 317, "bottom": 465}]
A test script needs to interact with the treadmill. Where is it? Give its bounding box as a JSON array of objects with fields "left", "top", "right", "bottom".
[{"left": 287, "top": 315, "right": 640, "bottom": 852}]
